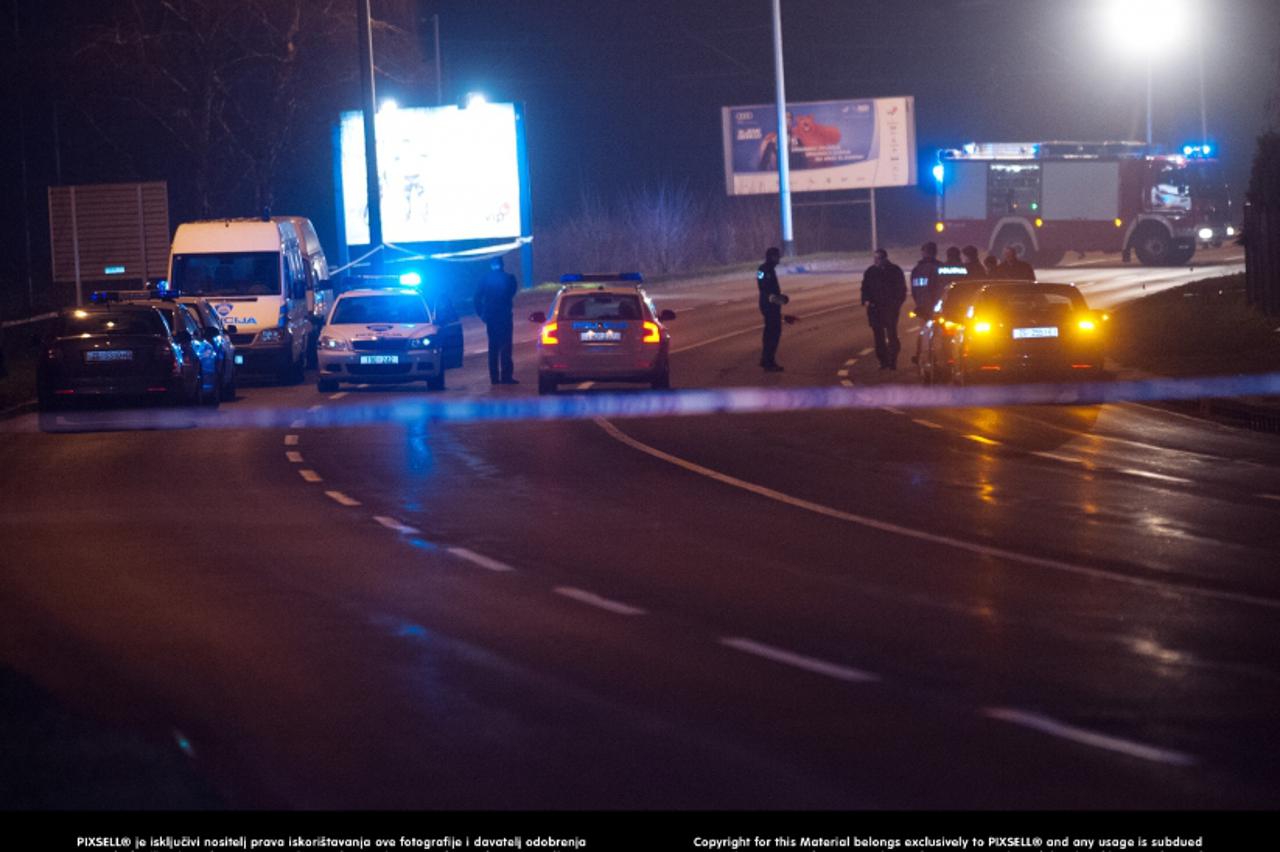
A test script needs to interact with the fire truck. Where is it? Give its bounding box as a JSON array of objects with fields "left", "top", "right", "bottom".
[{"left": 932, "top": 141, "right": 1232, "bottom": 267}]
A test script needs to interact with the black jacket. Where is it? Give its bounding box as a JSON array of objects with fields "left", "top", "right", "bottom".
[
  {"left": 757, "top": 262, "right": 781, "bottom": 313},
  {"left": 861, "top": 262, "right": 906, "bottom": 308},
  {"left": 474, "top": 269, "right": 518, "bottom": 324}
]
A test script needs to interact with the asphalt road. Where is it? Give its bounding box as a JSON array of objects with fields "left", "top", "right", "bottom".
[{"left": 3, "top": 251, "right": 1278, "bottom": 810}]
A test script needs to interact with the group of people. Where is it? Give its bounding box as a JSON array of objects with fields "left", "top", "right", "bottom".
[{"left": 755, "top": 241, "right": 1036, "bottom": 373}]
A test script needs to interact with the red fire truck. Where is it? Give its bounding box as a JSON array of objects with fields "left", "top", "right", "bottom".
[{"left": 933, "top": 141, "right": 1231, "bottom": 267}]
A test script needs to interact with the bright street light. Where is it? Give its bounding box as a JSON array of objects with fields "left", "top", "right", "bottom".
[{"left": 1100, "top": 0, "right": 1194, "bottom": 146}]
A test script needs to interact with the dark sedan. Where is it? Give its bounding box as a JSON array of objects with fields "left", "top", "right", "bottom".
[
  {"left": 953, "top": 282, "right": 1107, "bottom": 383},
  {"left": 913, "top": 278, "right": 996, "bottom": 385},
  {"left": 36, "top": 303, "right": 210, "bottom": 410}
]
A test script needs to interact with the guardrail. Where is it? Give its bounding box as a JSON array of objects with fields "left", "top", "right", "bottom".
[{"left": 0, "top": 312, "right": 58, "bottom": 330}]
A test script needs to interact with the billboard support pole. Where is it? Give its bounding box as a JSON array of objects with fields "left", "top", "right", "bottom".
[
  {"left": 356, "top": 0, "right": 383, "bottom": 273},
  {"left": 770, "top": 0, "right": 795, "bottom": 257},
  {"left": 869, "top": 188, "right": 878, "bottom": 252}
]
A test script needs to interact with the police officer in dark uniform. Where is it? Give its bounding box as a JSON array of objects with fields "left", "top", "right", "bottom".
[
  {"left": 757, "top": 246, "right": 787, "bottom": 371},
  {"left": 909, "top": 242, "right": 942, "bottom": 317},
  {"left": 474, "top": 256, "right": 519, "bottom": 385},
  {"left": 861, "top": 248, "right": 907, "bottom": 370}
]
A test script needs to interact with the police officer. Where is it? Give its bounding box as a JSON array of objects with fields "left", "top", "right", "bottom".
[
  {"left": 909, "top": 242, "right": 942, "bottom": 317},
  {"left": 961, "top": 245, "right": 984, "bottom": 277},
  {"left": 474, "top": 256, "right": 519, "bottom": 385},
  {"left": 757, "top": 246, "right": 787, "bottom": 371},
  {"left": 861, "top": 248, "right": 906, "bottom": 370}
]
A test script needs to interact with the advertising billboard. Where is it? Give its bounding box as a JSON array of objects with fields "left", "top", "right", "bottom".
[
  {"left": 339, "top": 102, "right": 523, "bottom": 245},
  {"left": 721, "top": 96, "right": 917, "bottom": 195}
]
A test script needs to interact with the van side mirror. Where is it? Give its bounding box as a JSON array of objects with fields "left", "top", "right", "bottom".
[
  {"left": 224, "top": 324, "right": 238, "bottom": 335},
  {"left": 529, "top": 311, "right": 546, "bottom": 323},
  {"left": 659, "top": 309, "right": 676, "bottom": 322}
]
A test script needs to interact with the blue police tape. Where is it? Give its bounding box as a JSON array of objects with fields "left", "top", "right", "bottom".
[{"left": 17, "top": 372, "right": 1280, "bottom": 433}]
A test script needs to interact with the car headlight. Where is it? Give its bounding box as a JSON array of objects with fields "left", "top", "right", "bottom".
[
  {"left": 259, "top": 328, "right": 284, "bottom": 344},
  {"left": 1197, "top": 227, "right": 1214, "bottom": 241},
  {"left": 408, "top": 336, "right": 432, "bottom": 349},
  {"left": 318, "top": 335, "right": 349, "bottom": 351}
]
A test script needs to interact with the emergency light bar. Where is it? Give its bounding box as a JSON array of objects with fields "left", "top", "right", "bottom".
[{"left": 559, "top": 273, "right": 644, "bottom": 283}]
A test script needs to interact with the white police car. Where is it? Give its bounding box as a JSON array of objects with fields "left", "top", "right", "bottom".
[{"left": 316, "top": 289, "right": 448, "bottom": 391}]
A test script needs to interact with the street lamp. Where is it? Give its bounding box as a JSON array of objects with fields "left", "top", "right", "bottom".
[{"left": 1100, "top": 0, "right": 1192, "bottom": 146}]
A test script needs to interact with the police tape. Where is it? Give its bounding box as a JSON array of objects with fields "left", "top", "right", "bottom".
[{"left": 12, "top": 372, "right": 1280, "bottom": 433}]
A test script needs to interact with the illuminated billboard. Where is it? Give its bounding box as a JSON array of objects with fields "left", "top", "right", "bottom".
[
  {"left": 721, "top": 96, "right": 917, "bottom": 195},
  {"left": 339, "top": 102, "right": 523, "bottom": 244}
]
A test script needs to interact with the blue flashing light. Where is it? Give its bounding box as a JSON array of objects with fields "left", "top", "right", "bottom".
[
  {"left": 103, "top": 265, "right": 126, "bottom": 275},
  {"left": 559, "top": 273, "right": 644, "bottom": 284},
  {"left": 1182, "top": 143, "right": 1214, "bottom": 159},
  {"left": 399, "top": 271, "right": 423, "bottom": 287},
  {"left": 932, "top": 164, "right": 945, "bottom": 184},
  {"left": 560, "top": 274, "right": 583, "bottom": 283}
]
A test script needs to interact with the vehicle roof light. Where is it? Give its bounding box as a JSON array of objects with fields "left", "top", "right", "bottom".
[{"left": 399, "top": 271, "right": 423, "bottom": 287}]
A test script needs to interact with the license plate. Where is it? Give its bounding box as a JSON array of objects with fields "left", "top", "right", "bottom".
[
  {"left": 85, "top": 350, "right": 133, "bottom": 362},
  {"left": 359, "top": 354, "right": 400, "bottom": 365},
  {"left": 1012, "top": 326, "right": 1059, "bottom": 339},
  {"left": 234, "top": 354, "right": 244, "bottom": 365},
  {"left": 580, "top": 330, "right": 622, "bottom": 343}
]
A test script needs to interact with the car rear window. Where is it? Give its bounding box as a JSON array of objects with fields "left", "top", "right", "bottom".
[
  {"left": 561, "top": 294, "right": 643, "bottom": 321},
  {"left": 983, "top": 287, "right": 1084, "bottom": 314},
  {"left": 331, "top": 295, "right": 430, "bottom": 325},
  {"left": 57, "top": 310, "right": 167, "bottom": 337}
]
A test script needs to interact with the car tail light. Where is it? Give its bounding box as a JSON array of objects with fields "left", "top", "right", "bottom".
[
  {"left": 540, "top": 322, "right": 559, "bottom": 345},
  {"left": 1077, "top": 318, "right": 1097, "bottom": 332},
  {"left": 973, "top": 321, "right": 992, "bottom": 335},
  {"left": 642, "top": 321, "right": 660, "bottom": 343}
]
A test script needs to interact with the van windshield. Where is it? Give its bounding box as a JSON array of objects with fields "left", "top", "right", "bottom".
[{"left": 171, "top": 252, "right": 281, "bottom": 297}]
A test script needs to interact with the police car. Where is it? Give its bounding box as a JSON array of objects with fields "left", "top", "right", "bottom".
[
  {"left": 529, "top": 275, "right": 676, "bottom": 395},
  {"left": 316, "top": 288, "right": 451, "bottom": 392}
]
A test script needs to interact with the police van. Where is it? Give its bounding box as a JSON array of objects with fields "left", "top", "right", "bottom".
[
  {"left": 167, "top": 217, "right": 313, "bottom": 383},
  {"left": 272, "top": 215, "right": 333, "bottom": 364}
]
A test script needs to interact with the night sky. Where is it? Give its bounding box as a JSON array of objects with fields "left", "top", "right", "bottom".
[{"left": 3, "top": 0, "right": 1278, "bottom": 306}]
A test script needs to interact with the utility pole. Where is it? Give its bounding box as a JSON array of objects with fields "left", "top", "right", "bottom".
[
  {"left": 356, "top": 0, "right": 383, "bottom": 272},
  {"left": 14, "top": 0, "right": 35, "bottom": 311},
  {"left": 770, "top": 0, "right": 795, "bottom": 257},
  {"left": 433, "top": 13, "right": 443, "bottom": 105}
]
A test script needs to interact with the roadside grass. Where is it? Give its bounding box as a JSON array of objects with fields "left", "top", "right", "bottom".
[{"left": 1108, "top": 273, "right": 1280, "bottom": 377}]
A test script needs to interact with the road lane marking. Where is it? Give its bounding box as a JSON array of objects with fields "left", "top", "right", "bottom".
[
  {"left": 1032, "top": 450, "right": 1086, "bottom": 465},
  {"left": 1120, "top": 468, "right": 1194, "bottom": 485},
  {"left": 290, "top": 419, "right": 305, "bottom": 429},
  {"left": 965, "top": 434, "right": 1000, "bottom": 446},
  {"left": 285, "top": 451, "right": 304, "bottom": 463},
  {"left": 329, "top": 392, "right": 348, "bottom": 400},
  {"left": 844, "top": 358, "right": 857, "bottom": 366},
  {"left": 578, "top": 382, "right": 595, "bottom": 390},
  {"left": 720, "top": 637, "right": 880, "bottom": 683},
  {"left": 284, "top": 434, "right": 299, "bottom": 446},
  {"left": 1258, "top": 493, "right": 1280, "bottom": 502},
  {"left": 983, "top": 708, "right": 1196, "bottom": 766},
  {"left": 858, "top": 347, "right": 874, "bottom": 356},
  {"left": 447, "top": 547, "right": 516, "bottom": 572},
  {"left": 595, "top": 417, "right": 1280, "bottom": 612},
  {"left": 298, "top": 469, "right": 323, "bottom": 483},
  {"left": 374, "top": 516, "right": 421, "bottom": 535},
  {"left": 308, "top": 404, "right": 323, "bottom": 412},
  {"left": 840, "top": 379, "right": 854, "bottom": 387},
  {"left": 881, "top": 406, "right": 906, "bottom": 415},
  {"left": 553, "top": 587, "right": 646, "bottom": 616},
  {"left": 912, "top": 418, "right": 945, "bottom": 430},
  {"left": 325, "top": 491, "right": 362, "bottom": 507},
  {"left": 836, "top": 369, "right": 849, "bottom": 377},
  {"left": 672, "top": 303, "right": 850, "bottom": 354}
]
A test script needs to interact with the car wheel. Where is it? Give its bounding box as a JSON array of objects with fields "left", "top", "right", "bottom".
[
  {"left": 651, "top": 368, "right": 670, "bottom": 390},
  {"left": 317, "top": 377, "right": 339, "bottom": 393},
  {"left": 184, "top": 369, "right": 203, "bottom": 405},
  {"left": 426, "top": 372, "right": 446, "bottom": 392},
  {"left": 538, "top": 374, "right": 557, "bottom": 395},
  {"left": 221, "top": 374, "right": 237, "bottom": 401},
  {"left": 202, "top": 367, "right": 221, "bottom": 407}
]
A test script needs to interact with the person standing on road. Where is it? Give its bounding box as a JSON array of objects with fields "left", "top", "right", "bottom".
[
  {"left": 861, "top": 248, "right": 907, "bottom": 371},
  {"left": 756, "top": 246, "right": 787, "bottom": 372},
  {"left": 996, "top": 245, "right": 1037, "bottom": 281},
  {"left": 474, "top": 256, "right": 519, "bottom": 385},
  {"left": 909, "top": 242, "right": 942, "bottom": 317},
  {"left": 962, "top": 245, "right": 984, "bottom": 277}
]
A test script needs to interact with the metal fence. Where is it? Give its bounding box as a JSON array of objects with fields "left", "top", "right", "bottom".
[{"left": 1244, "top": 201, "right": 1280, "bottom": 316}]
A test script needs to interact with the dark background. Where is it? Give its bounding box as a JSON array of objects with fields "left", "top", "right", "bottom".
[{"left": 3, "top": 0, "right": 1278, "bottom": 313}]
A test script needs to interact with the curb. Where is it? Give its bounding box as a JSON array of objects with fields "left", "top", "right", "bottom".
[
  {"left": 0, "top": 399, "right": 37, "bottom": 421},
  {"left": 1114, "top": 366, "right": 1280, "bottom": 434}
]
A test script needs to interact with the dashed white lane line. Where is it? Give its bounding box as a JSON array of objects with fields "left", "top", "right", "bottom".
[
  {"left": 298, "top": 469, "right": 323, "bottom": 483},
  {"left": 325, "top": 491, "right": 362, "bottom": 507},
  {"left": 1032, "top": 450, "right": 1086, "bottom": 465},
  {"left": 881, "top": 406, "right": 906, "bottom": 415},
  {"left": 840, "top": 379, "right": 854, "bottom": 388},
  {"left": 912, "top": 418, "right": 945, "bottom": 430},
  {"left": 285, "top": 451, "right": 304, "bottom": 463},
  {"left": 374, "top": 515, "right": 421, "bottom": 535},
  {"left": 858, "top": 347, "right": 874, "bottom": 357},
  {"left": 290, "top": 419, "right": 305, "bottom": 429},
  {"left": 578, "top": 381, "right": 595, "bottom": 390},
  {"left": 1120, "top": 468, "right": 1194, "bottom": 485},
  {"left": 329, "top": 392, "right": 348, "bottom": 400},
  {"left": 308, "top": 404, "right": 323, "bottom": 412},
  {"left": 672, "top": 303, "right": 850, "bottom": 354},
  {"left": 284, "top": 434, "right": 299, "bottom": 446},
  {"left": 1259, "top": 493, "right": 1280, "bottom": 502},
  {"left": 594, "top": 417, "right": 1280, "bottom": 612},
  {"left": 983, "top": 708, "right": 1196, "bottom": 766},
  {"left": 836, "top": 369, "right": 849, "bottom": 378},
  {"left": 720, "top": 637, "right": 880, "bottom": 684},
  {"left": 965, "top": 434, "right": 1000, "bottom": 446},
  {"left": 553, "top": 587, "right": 647, "bottom": 616},
  {"left": 844, "top": 358, "right": 857, "bottom": 366},
  {"left": 447, "top": 547, "right": 517, "bottom": 572}
]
